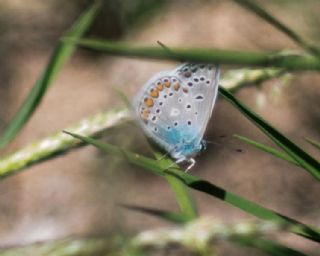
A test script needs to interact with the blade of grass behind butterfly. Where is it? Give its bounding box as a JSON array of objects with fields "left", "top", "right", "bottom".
[
  {"left": 231, "top": 0, "right": 320, "bottom": 59},
  {"left": 114, "top": 88, "right": 198, "bottom": 221},
  {"left": 0, "top": 2, "right": 100, "bottom": 150},
  {"left": 64, "top": 132, "right": 320, "bottom": 242},
  {"left": 234, "top": 134, "right": 300, "bottom": 166},
  {"left": 219, "top": 87, "right": 320, "bottom": 181},
  {"left": 305, "top": 138, "right": 320, "bottom": 152}
]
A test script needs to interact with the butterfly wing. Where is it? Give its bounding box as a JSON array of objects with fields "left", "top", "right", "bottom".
[
  {"left": 134, "top": 63, "right": 220, "bottom": 159},
  {"left": 173, "top": 63, "right": 220, "bottom": 139}
]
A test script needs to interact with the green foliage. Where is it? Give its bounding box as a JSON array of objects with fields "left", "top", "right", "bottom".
[
  {"left": 65, "top": 131, "right": 320, "bottom": 243},
  {"left": 0, "top": 2, "right": 100, "bottom": 150},
  {"left": 0, "top": 0, "right": 319, "bottom": 255}
]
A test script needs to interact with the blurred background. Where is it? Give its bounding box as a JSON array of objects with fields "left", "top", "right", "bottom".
[{"left": 0, "top": 0, "right": 319, "bottom": 254}]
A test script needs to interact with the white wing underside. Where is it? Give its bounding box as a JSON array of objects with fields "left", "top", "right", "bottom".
[{"left": 134, "top": 63, "right": 220, "bottom": 158}]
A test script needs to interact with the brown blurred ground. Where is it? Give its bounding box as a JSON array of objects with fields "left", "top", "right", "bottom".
[{"left": 0, "top": 0, "right": 319, "bottom": 254}]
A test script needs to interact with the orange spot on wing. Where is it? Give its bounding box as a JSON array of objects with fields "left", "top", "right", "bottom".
[
  {"left": 150, "top": 89, "right": 159, "bottom": 98},
  {"left": 164, "top": 80, "right": 171, "bottom": 88},
  {"left": 141, "top": 109, "right": 150, "bottom": 120},
  {"left": 173, "top": 83, "right": 180, "bottom": 91},
  {"left": 156, "top": 84, "right": 164, "bottom": 91},
  {"left": 144, "top": 97, "right": 154, "bottom": 107}
]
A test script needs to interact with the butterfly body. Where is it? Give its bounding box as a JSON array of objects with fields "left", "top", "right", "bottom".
[{"left": 134, "top": 63, "right": 220, "bottom": 169}]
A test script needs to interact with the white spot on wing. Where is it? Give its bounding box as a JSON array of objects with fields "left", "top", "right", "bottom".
[{"left": 170, "top": 108, "right": 180, "bottom": 117}]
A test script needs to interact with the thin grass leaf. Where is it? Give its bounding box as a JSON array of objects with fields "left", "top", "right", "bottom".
[
  {"left": 232, "top": 0, "right": 320, "bottom": 58},
  {"left": 234, "top": 134, "right": 300, "bottom": 166},
  {"left": 164, "top": 168, "right": 320, "bottom": 243},
  {"left": 305, "top": 137, "right": 320, "bottom": 152},
  {"left": 120, "top": 204, "right": 189, "bottom": 224},
  {"left": 219, "top": 87, "right": 320, "bottom": 181},
  {"left": 153, "top": 150, "right": 198, "bottom": 220},
  {"left": 231, "top": 236, "right": 308, "bottom": 256},
  {"left": 64, "top": 132, "right": 320, "bottom": 243},
  {"left": 115, "top": 89, "right": 198, "bottom": 221},
  {"left": 0, "top": 3, "right": 100, "bottom": 150},
  {"left": 63, "top": 131, "right": 164, "bottom": 176},
  {"left": 66, "top": 37, "right": 320, "bottom": 71}
]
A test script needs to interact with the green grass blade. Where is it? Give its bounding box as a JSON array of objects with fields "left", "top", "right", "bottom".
[
  {"left": 66, "top": 38, "right": 320, "bottom": 71},
  {"left": 152, "top": 150, "right": 198, "bottom": 221},
  {"left": 305, "top": 138, "right": 320, "bottom": 152},
  {"left": 115, "top": 89, "right": 198, "bottom": 221},
  {"left": 219, "top": 87, "right": 320, "bottom": 181},
  {"left": 63, "top": 131, "right": 164, "bottom": 176},
  {"left": 64, "top": 132, "right": 320, "bottom": 243},
  {"left": 232, "top": 0, "right": 320, "bottom": 58},
  {"left": 120, "top": 204, "right": 189, "bottom": 224},
  {"left": 0, "top": 3, "right": 100, "bottom": 150},
  {"left": 164, "top": 168, "right": 320, "bottom": 243},
  {"left": 234, "top": 134, "right": 300, "bottom": 166},
  {"left": 231, "top": 236, "right": 308, "bottom": 256}
]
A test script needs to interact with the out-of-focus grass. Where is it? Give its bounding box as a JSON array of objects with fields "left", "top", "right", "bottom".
[{"left": 0, "top": 2, "right": 100, "bottom": 151}]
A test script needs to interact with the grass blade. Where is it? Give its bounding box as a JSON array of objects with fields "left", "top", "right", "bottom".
[
  {"left": 68, "top": 38, "right": 320, "bottom": 71},
  {"left": 234, "top": 134, "right": 300, "bottom": 166},
  {"left": 219, "top": 87, "right": 320, "bottom": 181},
  {"left": 63, "top": 131, "right": 164, "bottom": 176},
  {"left": 120, "top": 204, "right": 189, "bottom": 224},
  {"left": 231, "top": 236, "right": 308, "bottom": 256},
  {"left": 152, "top": 150, "right": 198, "bottom": 221},
  {"left": 165, "top": 168, "right": 320, "bottom": 243},
  {"left": 64, "top": 131, "right": 320, "bottom": 243},
  {"left": 232, "top": 0, "right": 320, "bottom": 58},
  {"left": 305, "top": 138, "right": 320, "bottom": 152},
  {"left": 0, "top": 2, "right": 100, "bottom": 150},
  {"left": 115, "top": 88, "right": 198, "bottom": 221}
]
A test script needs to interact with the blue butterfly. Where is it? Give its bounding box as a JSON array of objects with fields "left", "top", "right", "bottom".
[{"left": 134, "top": 63, "right": 220, "bottom": 170}]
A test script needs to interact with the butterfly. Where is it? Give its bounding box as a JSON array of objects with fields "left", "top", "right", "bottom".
[{"left": 134, "top": 63, "right": 220, "bottom": 171}]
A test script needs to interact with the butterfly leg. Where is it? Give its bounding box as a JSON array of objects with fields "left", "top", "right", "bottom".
[{"left": 185, "top": 158, "right": 195, "bottom": 172}]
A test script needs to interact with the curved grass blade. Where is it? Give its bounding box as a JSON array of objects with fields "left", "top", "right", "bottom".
[
  {"left": 115, "top": 89, "right": 198, "bottom": 221},
  {"left": 120, "top": 204, "right": 189, "bottom": 224},
  {"left": 164, "top": 168, "right": 320, "bottom": 243},
  {"left": 67, "top": 37, "right": 320, "bottom": 71},
  {"left": 234, "top": 134, "right": 300, "bottom": 166},
  {"left": 64, "top": 132, "right": 320, "bottom": 243},
  {"left": 231, "top": 236, "right": 308, "bottom": 256},
  {"left": 305, "top": 138, "right": 320, "bottom": 152},
  {"left": 232, "top": 0, "right": 320, "bottom": 58},
  {"left": 0, "top": 2, "right": 100, "bottom": 150},
  {"left": 152, "top": 150, "right": 198, "bottom": 221},
  {"left": 219, "top": 87, "right": 320, "bottom": 181}
]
